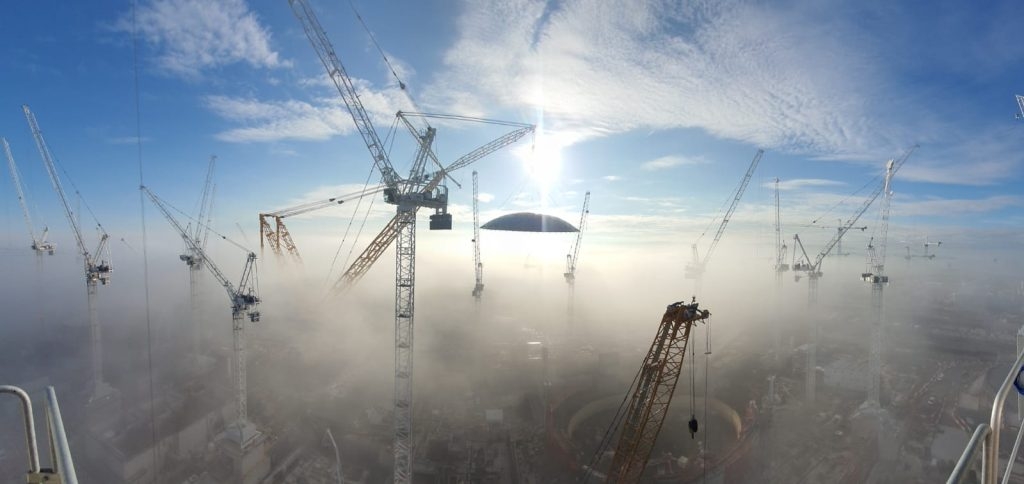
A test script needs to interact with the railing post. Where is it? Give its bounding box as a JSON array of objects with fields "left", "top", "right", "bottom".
[
  {"left": 986, "top": 347, "right": 1024, "bottom": 484},
  {"left": 0, "top": 385, "right": 41, "bottom": 475}
]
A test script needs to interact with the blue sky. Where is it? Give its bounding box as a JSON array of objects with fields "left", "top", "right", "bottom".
[{"left": 1, "top": 0, "right": 1022, "bottom": 260}]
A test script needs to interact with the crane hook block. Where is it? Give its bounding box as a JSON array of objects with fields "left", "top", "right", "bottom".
[
  {"left": 429, "top": 213, "right": 452, "bottom": 230},
  {"left": 688, "top": 415, "right": 699, "bottom": 438}
]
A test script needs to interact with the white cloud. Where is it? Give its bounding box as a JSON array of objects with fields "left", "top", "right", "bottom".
[
  {"left": 425, "top": 0, "right": 890, "bottom": 157},
  {"left": 641, "top": 155, "right": 708, "bottom": 171},
  {"left": 204, "top": 75, "right": 413, "bottom": 142},
  {"left": 106, "top": 136, "right": 152, "bottom": 145},
  {"left": 894, "top": 195, "right": 1023, "bottom": 217},
  {"left": 770, "top": 179, "right": 846, "bottom": 191},
  {"left": 603, "top": 175, "right": 621, "bottom": 181},
  {"left": 118, "top": 0, "right": 287, "bottom": 78},
  {"left": 478, "top": 192, "right": 495, "bottom": 203}
]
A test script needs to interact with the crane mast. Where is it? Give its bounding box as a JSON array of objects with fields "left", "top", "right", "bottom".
[
  {"left": 143, "top": 187, "right": 260, "bottom": 431},
  {"left": 860, "top": 159, "right": 896, "bottom": 417},
  {"left": 773, "top": 178, "right": 787, "bottom": 273},
  {"left": 564, "top": 191, "right": 590, "bottom": 323},
  {"left": 3, "top": 137, "right": 54, "bottom": 255},
  {"left": 600, "top": 299, "right": 711, "bottom": 483},
  {"left": 471, "top": 171, "right": 483, "bottom": 300},
  {"left": 687, "top": 149, "right": 763, "bottom": 278},
  {"left": 184, "top": 156, "right": 216, "bottom": 357}
]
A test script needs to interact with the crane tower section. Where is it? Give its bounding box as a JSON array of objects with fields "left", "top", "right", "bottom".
[{"left": 471, "top": 171, "right": 484, "bottom": 300}]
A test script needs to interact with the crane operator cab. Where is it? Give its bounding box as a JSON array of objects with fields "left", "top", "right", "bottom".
[{"left": 428, "top": 185, "right": 452, "bottom": 230}]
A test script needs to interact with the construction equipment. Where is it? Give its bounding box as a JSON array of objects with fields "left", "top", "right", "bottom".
[
  {"left": 686, "top": 149, "right": 763, "bottom": 280},
  {"left": 332, "top": 116, "right": 535, "bottom": 291},
  {"left": 24, "top": 105, "right": 113, "bottom": 403},
  {"left": 773, "top": 178, "right": 788, "bottom": 273},
  {"left": 471, "top": 171, "right": 483, "bottom": 300},
  {"left": 1, "top": 385, "right": 78, "bottom": 483},
  {"left": 923, "top": 240, "right": 941, "bottom": 259},
  {"left": 564, "top": 191, "right": 590, "bottom": 320},
  {"left": 860, "top": 158, "right": 897, "bottom": 412},
  {"left": 585, "top": 299, "right": 711, "bottom": 483},
  {"left": 184, "top": 156, "right": 217, "bottom": 357},
  {"left": 793, "top": 145, "right": 917, "bottom": 280},
  {"left": 288, "top": 3, "right": 533, "bottom": 481},
  {"left": 143, "top": 186, "right": 261, "bottom": 443},
  {"left": 3, "top": 137, "right": 55, "bottom": 255},
  {"left": 1016, "top": 94, "right": 1024, "bottom": 119},
  {"left": 259, "top": 184, "right": 385, "bottom": 260}
]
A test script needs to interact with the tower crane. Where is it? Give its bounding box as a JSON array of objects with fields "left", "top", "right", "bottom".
[
  {"left": 471, "top": 171, "right": 483, "bottom": 300},
  {"left": 24, "top": 105, "right": 114, "bottom": 404},
  {"left": 184, "top": 156, "right": 217, "bottom": 357},
  {"left": 686, "top": 149, "right": 763, "bottom": 280},
  {"left": 773, "top": 178, "right": 787, "bottom": 274},
  {"left": 332, "top": 116, "right": 535, "bottom": 292},
  {"left": 259, "top": 184, "right": 385, "bottom": 260},
  {"left": 584, "top": 299, "right": 711, "bottom": 483},
  {"left": 142, "top": 187, "right": 261, "bottom": 443},
  {"left": 793, "top": 145, "right": 917, "bottom": 280},
  {"left": 287, "top": 3, "right": 533, "bottom": 481},
  {"left": 564, "top": 191, "right": 590, "bottom": 321},
  {"left": 923, "top": 239, "right": 941, "bottom": 259},
  {"left": 860, "top": 158, "right": 896, "bottom": 412},
  {"left": 3, "top": 137, "right": 54, "bottom": 255},
  {"left": 1016, "top": 94, "right": 1024, "bottom": 119}
]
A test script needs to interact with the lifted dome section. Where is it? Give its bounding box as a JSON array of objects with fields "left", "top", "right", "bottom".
[{"left": 481, "top": 212, "right": 578, "bottom": 232}]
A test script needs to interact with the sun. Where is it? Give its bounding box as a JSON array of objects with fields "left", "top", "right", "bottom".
[{"left": 523, "top": 137, "right": 563, "bottom": 192}]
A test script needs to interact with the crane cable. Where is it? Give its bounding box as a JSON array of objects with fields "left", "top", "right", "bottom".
[
  {"left": 809, "top": 172, "right": 880, "bottom": 225},
  {"left": 323, "top": 117, "right": 399, "bottom": 288},
  {"left": 347, "top": 0, "right": 407, "bottom": 92},
  {"left": 130, "top": 0, "right": 159, "bottom": 479},
  {"left": 147, "top": 190, "right": 252, "bottom": 254},
  {"left": 581, "top": 358, "right": 645, "bottom": 483}
]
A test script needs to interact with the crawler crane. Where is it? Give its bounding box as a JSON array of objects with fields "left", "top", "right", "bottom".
[
  {"left": 3, "top": 137, "right": 54, "bottom": 255},
  {"left": 24, "top": 105, "right": 114, "bottom": 405},
  {"left": 143, "top": 187, "right": 262, "bottom": 446},
  {"left": 584, "top": 299, "right": 711, "bottom": 483}
]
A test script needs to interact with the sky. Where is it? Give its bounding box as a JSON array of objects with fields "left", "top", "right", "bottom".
[{"left": 0, "top": 0, "right": 1022, "bottom": 271}]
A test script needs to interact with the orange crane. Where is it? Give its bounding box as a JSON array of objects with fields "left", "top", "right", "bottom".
[
  {"left": 258, "top": 184, "right": 385, "bottom": 260},
  {"left": 585, "top": 299, "right": 711, "bottom": 483}
]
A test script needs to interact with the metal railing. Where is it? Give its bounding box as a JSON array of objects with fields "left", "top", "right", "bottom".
[
  {"left": 948, "top": 348, "right": 1024, "bottom": 484},
  {"left": 0, "top": 385, "right": 78, "bottom": 484}
]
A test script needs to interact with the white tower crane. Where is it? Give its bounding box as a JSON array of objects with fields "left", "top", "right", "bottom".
[
  {"left": 773, "top": 178, "right": 788, "bottom": 276},
  {"left": 143, "top": 187, "right": 261, "bottom": 445},
  {"left": 861, "top": 159, "right": 896, "bottom": 411},
  {"left": 23, "top": 105, "right": 114, "bottom": 404},
  {"left": 3, "top": 137, "right": 54, "bottom": 255},
  {"left": 471, "top": 171, "right": 484, "bottom": 301},
  {"left": 686, "top": 149, "right": 763, "bottom": 281},
  {"left": 564, "top": 191, "right": 590, "bottom": 322},
  {"left": 1016, "top": 94, "right": 1024, "bottom": 119},
  {"left": 288, "top": 4, "right": 534, "bottom": 481}
]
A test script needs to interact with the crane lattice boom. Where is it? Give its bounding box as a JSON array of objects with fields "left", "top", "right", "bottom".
[
  {"left": 564, "top": 191, "right": 591, "bottom": 282},
  {"left": 3, "top": 137, "right": 54, "bottom": 254},
  {"left": 24, "top": 105, "right": 109, "bottom": 281},
  {"left": 804, "top": 145, "right": 917, "bottom": 275},
  {"left": 605, "top": 299, "right": 711, "bottom": 483},
  {"left": 333, "top": 124, "right": 535, "bottom": 291},
  {"left": 688, "top": 150, "right": 762, "bottom": 278},
  {"left": 258, "top": 184, "right": 386, "bottom": 259}
]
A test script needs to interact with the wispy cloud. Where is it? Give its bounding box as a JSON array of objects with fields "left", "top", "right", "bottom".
[
  {"left": 769, "top": 178, "right": 845, "bottom": 191},
  {"left": 204, "top": 77, "right": 412, "bottom": 142},
  {"left": 426, "top": 0, "right": 890, "bottom": 157},
  {"left": 603, "top": 175, "right": 621, "bottom": 181},
  {"left": 641, "top": 155, "right": 709, "bottom": 171},
  {"left": 894, "top": 195, "right": 1023, "bottom": 217},
  {"left": 117, "top": 0, "right": 288, "bottom": 78}
]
